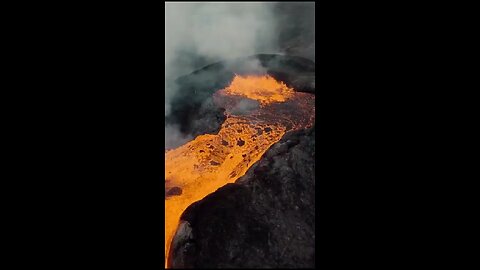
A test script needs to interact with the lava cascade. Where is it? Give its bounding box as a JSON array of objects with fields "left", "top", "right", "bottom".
[{"left": 165, "top": 75, "right": 315, "bottom": 267}]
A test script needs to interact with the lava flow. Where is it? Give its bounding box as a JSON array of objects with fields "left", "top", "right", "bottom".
[{"left": 165, "top": 75, "right": 315, "bottom": 267}]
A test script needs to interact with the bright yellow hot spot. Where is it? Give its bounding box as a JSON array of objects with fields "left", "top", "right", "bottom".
[{"left": 224, "top": 75, "right": 295, "bottom": 105}]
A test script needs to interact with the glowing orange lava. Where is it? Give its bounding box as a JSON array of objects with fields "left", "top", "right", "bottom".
[
  {"left": 165, "top": 75, "right": 315, "bottom": 267},
  {"left": 224, "top": 75, "right": 295, "bottom": 105}
]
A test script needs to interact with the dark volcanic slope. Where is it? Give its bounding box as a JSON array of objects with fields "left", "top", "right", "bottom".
[
  {"left": 166, "top": 54, "right": 315, "bottom": 137},
  {"left": 169, "top": 126, "right": 315, "bottom": 268}
]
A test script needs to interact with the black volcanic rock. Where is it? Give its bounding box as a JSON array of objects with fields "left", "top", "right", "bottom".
[
  {"left": 188, "top": 97, "right": 227, "bottom": 137},
  {"left": 166, "top": 186, "right": 183, "bottom": 198},
  {"left": 168, "top": 126, "right": 315, "bottom": 268}
]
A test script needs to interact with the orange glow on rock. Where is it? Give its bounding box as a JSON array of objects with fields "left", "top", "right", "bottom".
[{"left": 165, "top": 75, "right": 315, "bottom": 267}]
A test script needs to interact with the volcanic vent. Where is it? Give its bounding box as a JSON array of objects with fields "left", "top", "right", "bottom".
[{"left": 165, "top": 73, "right": 315, "bottom": 267}]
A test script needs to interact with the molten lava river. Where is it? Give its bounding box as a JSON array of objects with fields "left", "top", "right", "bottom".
[{"left": 165, "top": 75, "right": 315, "bottom": 267}]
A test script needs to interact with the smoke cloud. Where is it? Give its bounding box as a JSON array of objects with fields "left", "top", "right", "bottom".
[
  {"left": 165, "top": 2, "right": 315, "bottom": 149},
  {"left": 165, "top": 123, "right": 194, "bottom": 151},
  {"left": 165, "top": 2, "right": 279, "bottom": 113}
]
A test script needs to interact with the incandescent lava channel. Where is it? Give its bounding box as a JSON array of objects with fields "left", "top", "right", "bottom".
[{"left": 165, "top": 75, "right": 315, "bottom": 267}]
